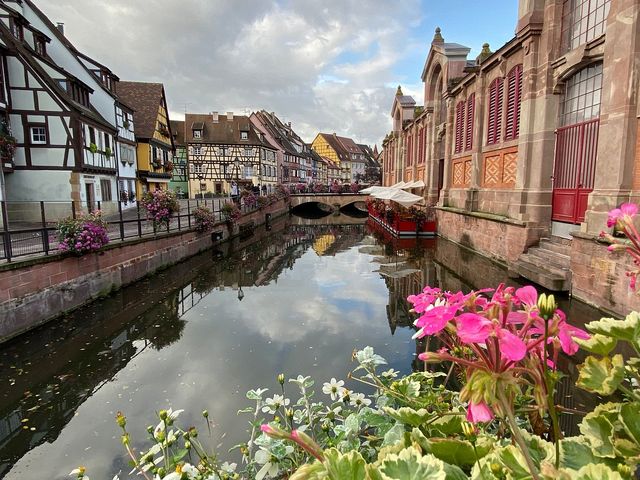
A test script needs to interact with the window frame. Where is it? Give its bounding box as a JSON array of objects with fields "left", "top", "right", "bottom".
[
  {"left": 504, "top": 65, "right": 523, "bottom": 141},
  {"left": 465, "top": 94, "right": 475, "bottom": 151},
  {"left": 486, "top": 77, "right": 504, "bottom": 146},
  {"left": 29, "top": 124, "right": 47, "bottom": 145}
]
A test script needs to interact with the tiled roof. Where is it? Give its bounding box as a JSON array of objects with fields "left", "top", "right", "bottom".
[
  {"left": 318, "top": 133, "right": 363, "bottom": 160},
  {"left": 184, "top": 113, "right": 269, "bottom": 147},
  {"left": 253, "top": 110, "right": 305, "bottom": 157},
  {"left": 170, "top": 120, "right": 185, "bottom": 146},
  {"left": 116, "top": 81, "right": 165, "bottom": 139}
]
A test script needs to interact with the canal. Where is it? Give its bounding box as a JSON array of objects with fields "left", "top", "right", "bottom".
[{"left": 0, "top": 214, "right": 604, "bottom": 479}]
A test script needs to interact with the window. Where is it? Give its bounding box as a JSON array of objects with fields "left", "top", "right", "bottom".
[
  {"left": 10, "top": 19, "right": 23, "bottom": 41},
  {"left": 163, "top": 150, "right": 169, "bottom": 162},
  {"left": 505, "top": 66, "right": 522, "bottom": 140},
  {"left": 0, "top": 57, "right": 5, "bottom": 104},
  {"left": 30, "top": 126, "right": 46, "bottom": 144},
  {"left": 454, "top": 101, "right": 465, "bottom": 154},
  {"left": 88, "top": 127, "right": 96, "bottom": 146},
  {"left": 193, "top": 146, "right": 202, "bottom": 155},
  {"left": 240, "top": 131, "right": 248, "bottom": 140},
  {"left": 486, "top": 77, "right": 504, "bottom": 145},
  {"left": 100, "top": 179, "right": 112, "bottom": 201},
  {"left": 465, "top": 94, "right": 475, "bottom": 150},
  {"left": 104, "top": 135, "right": 110, "bottom": 151},
  {"left": 418, "top": 127, "right": 425, "bottom": 163},
  {"left": 193, "top": 129, "right": 202, "bottom": 139},
  {"left": 244, "top": 148, "right": 252, "bottom": 156},
  {"left": 34, "top": 36, "right": 46, "bottom": 56},
  {"left": 560, "top": 62, "right": 603, "bottom": 126},
  {"left": 562, "top": 0, "right": 611, "bottom": 52},
  {"left": 200, "top": 183, "right": 207, "bottom": 191},
  {"left": 406, "top": 135, "right": 413, "bottom": 166}
]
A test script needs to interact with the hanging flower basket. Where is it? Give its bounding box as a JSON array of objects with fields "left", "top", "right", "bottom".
[
  {"left": 56, "top": 211, "right": 109, "bottom": 255},
  {"left": 140, "top": 189, "right": 180, "bottom": 229}
]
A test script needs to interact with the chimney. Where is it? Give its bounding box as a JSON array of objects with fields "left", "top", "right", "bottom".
[
  {"left": 227, "top": 111, "right": 233, "bottom": 121},
  {"left": 56, "top": 22, "right": 64, "bottom": 35},
  {"left": 211, "top": 111, "right": 218, "bottom": 123}
]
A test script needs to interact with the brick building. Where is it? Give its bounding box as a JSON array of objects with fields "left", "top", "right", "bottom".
[{"left": 381, "top": 1, "right": 640, "bottom": 315}]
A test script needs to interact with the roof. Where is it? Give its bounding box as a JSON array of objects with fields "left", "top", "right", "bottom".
[
  {"left": 317, "top": 133, "right": 363, "bottom": 160},
  {"left": 170, "top": 120, "right": 185, "bottom": 146},
  {"left": 0, "top": 14, "right": 115, "bottom": 132},
  {"left": 116, "top": 81, "right": 166, "bottom": 139},
  {"left": 184, "top": 113, "right": 272, "bottom": 147},
  {"left": 252, "top": 110, "right": 304, "bottom": 157}
]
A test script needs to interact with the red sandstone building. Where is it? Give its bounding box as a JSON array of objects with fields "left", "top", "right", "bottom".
[{"left": 382, "top": 1, "right": 639, "bottom": 315}]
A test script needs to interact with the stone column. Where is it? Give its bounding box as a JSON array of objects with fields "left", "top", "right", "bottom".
[
  {"left": 424, "top": 113, "right": 440, "bottom": 204},
  {"left": 440, "top": 95, "right": 455, "bottom": 207},
  {"left": 583, "top": 0, "right": 640, "bottom": 233}
]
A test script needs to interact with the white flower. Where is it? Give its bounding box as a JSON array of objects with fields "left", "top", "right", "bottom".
[
  {"left": 349, "top": 392, "right": 372, "bottom": 408},
  {"left": 221, "top": 461, "right": 237, "bottom": 473},
  {"left": 261, "top": 394, "right": 290, "bottom": 414},
  {"left": 181, "top": 463, "right": 200, "bottom": 479},
  {"left": 380, "top": 368, "right": 399, "bottom": 379},
  {"left": 322, "top": 378, "right": 346, "bottom": 401},
  {"left": 255, "top": 448, "right": 279, "bottom": 480},
  {"left": 69, "top": 468, "right": 89, "bottom": 480}
]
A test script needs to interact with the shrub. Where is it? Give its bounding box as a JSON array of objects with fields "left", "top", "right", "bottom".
[
  {"left": 243, "top": 192, "right": 258, "bottom": 209},
  {"left": 275, "top": 184, "right": 291, "bottom": 199},
  {"left": 192, "top": 205, "right": 215, "bottom": 233},
  {"left": 56, "top": 211, "right": 109, "bottom": 255},
  {"left": 140, "top": 189, "right": 180, "bottom": 229},
  {"left": 349, "top": 182, "right": 360, "bottom": 193},
  {"left": 257, "top": 195, "right": 270, "bottom": 208}
]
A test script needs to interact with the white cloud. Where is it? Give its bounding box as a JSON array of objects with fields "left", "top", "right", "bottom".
[{"left": 35, "top": 0, "right": 427, "bottom": 146}]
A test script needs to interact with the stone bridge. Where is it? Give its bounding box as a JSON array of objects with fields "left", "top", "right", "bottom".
[{"left": 289, "top": 193, "right": 367, "bottom": 212}]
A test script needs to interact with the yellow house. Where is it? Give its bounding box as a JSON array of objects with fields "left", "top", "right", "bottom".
[
  {"left": 311, "top": 133, "right": 342, "bottom": 166},
  {"left": 117, "top": 81, "right": 175, "bottom": 198}
]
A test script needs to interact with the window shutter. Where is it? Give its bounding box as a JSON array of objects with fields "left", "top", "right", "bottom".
[
  {"left": 505, "top": 65, "right": 522, "bottom": 140},
  {"left": 455, "top": 101, "right": 464, "bottom": 154},
  {"left": 465, "top": 94, "right": 475, "bottom": 151},
  {"left": 487, "top": 78, "right": 503, "bottom": 145}
]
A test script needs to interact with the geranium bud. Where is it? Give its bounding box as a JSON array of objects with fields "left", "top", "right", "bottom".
[
  {"left": 277, "top": 373, "right": 285, "bottom": 385},
  {"left": 321, "top": 421, "right": 331, "bottom": 432},
  {"left": 188, "top": 426, "right": 198, "bottom": 438},
  {"left": 260, "top": 423, "right": 290, "bottom": 440},
  {"left": 461, "top": 421, "right": 477, "bottom": 440},
  {"left": 184, "top": 440, "right": 191, "bottom": 449},
  {"left": 115, "top": 411, "right": 126, "bottom": 428},
  {"left": 286, "top": 408, "right": 294, "bottom": 419},
  {"left": 157, "top": 467, "right": 166, "bottom": 478},
  {"left": 537, "top": 293, "right": 557, "bottom": 319},
  {"left": 158, "top": 409, "right": 168, "bottom": 421},
  {"left": 146, "top": 425, "right": 154, "bottom": 434},
  {"left": 490, "top": 463, "right": 502, "bottom": 474},
  {"left": 202, "top": 410, "right": 209, "bottom": 418},
  {"left": 155, "top": 430, "right": 166, "bottom": 442}
]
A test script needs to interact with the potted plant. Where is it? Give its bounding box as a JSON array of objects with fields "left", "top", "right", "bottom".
[
  {"left": 140, "top": 189, "right": 180, "bottom": 229},
  {"left": 56, "top": 211, "right": 109, "bottom": 255},
  {"left": 89, "top": 143, "right": 98, "bottom": 154},
  {"left": 104, "top": 147, "right": 112, "bottom": 157},
  {"left": 0, "top": 132, "right": 17, "bottom": 160}
]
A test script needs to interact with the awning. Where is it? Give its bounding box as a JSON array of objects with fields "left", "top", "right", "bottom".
[
  {"left": 389, "top": 181, "right": 407, "bottom": 189},
  {"left": 360, "top": 185, "right": 387, "bottom": 194},
  {"left": 146, "top": 178, "right": 171, "bottom": 183},
  {"left": 370, "top": 188, "right": 425, "bottom": 207},
  {"left": 402, "top": 180, "right": 425, "bottom": 189}
]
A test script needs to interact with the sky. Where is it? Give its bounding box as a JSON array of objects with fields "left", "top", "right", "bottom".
[{"left": 36, "top": 0, "right": 518, "bottom": 147}]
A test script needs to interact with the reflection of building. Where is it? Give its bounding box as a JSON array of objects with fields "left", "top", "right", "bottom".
[{"left": 169, "top": 120, "right": 189, "bottom": 196}]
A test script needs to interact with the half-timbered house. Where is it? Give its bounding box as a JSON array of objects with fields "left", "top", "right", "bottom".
[
  {"left": 185, "top": 112, "right": 277, "bottom": 198},
  {"left": 169, "top": 119, "right": 188, "bottom": 197},
  {"left": 0, "top": 1, "right": 119, "bottom": 217},
  {"left": 116, "top": 81, "right": 174, "bottom": 198}
]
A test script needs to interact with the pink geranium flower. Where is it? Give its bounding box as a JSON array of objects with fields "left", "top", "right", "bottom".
[
  {"left": 456, "top": 313, "right": 527, "bottom": 361},
  {"left": 607, "top": 202, "right": 638, "bottom": 228},
  {"left": 412, "top": 304, "right": 458, "bottom": 338},
  {"left": 466, "top": 401, "right": 494, "bottom": 423}
]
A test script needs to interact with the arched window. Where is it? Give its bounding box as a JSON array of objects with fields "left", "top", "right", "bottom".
[
  {"left": 505, "top": 65, "right": 523, "bottom": 140},
  {"left": 562, "top": 0, "right": 611, "bottom": 52},
  {"left": 465, "top": 94, "right": 475, "bottom": 151},
  {"left": 454, "top": 101, "right": 465, "bottom": 154},
  {"left": 486, "top": 78, "right": 503, "bottom": 145},
  {"left": 560, "top": 62, "right": 602, "bottom": 126}
]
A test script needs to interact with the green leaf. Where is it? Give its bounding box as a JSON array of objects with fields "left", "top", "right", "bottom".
[
  {"left": 382, "top": 407, "right": 434, "bottom": 427},
  {"left": 382, "top": 422, "right": 406, "bottom": 447},
  {"left": 572, "top": 463, "right": 624, "bottom": 480},
  {"left": 427, "top": 437, "right": 492, "bottom": 467},
  {"left": 442, "top": 463, "right": 468, "bottom": 480},
  {"left": 290, "top": 461, "right": 328, "bottom": 480},
  {"left": 559, "top": 436, "right": 600, "bottom": 470},
  {"left": 428, "top": 410, "right": 464, "bottom": 436},
  {"left": 619, "top": 402, "right": 640, "bottom": 446},
  {"left": 497, "top": 445, "right": 532, "bottom": 480},
  {"left": 577, "top": 354, "right": 625, "bottom": 395},
  {"left": 579, "top": 403, "right": 621, "bottom": 458},
  {"left": 378, "top": 447, "right": 447, "bottom": 480},
  {"left": 586, "top": 312, "right": 640, "bottom": 350},
  {"left": 323, "top": 448, "right": 366, "bottom": 480},
  {"left": 575, "top": 333, "right": 618, "bottom": 355}
]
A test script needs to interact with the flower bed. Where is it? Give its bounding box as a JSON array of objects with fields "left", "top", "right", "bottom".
[{"left": 140, "top": 189, "right": 180, "bottom": 229}]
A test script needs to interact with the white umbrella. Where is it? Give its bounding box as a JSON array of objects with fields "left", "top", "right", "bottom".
[
  {"left": 372, "top": 188, "right": 401, "bottom": 200},
  {"left": 389, "top": 181, "right": 407, "bottom": 189},
  {"left": 360, "top": 185, "right": 387, "bottom": 194},
  {"left": 402, "top": 180, "right": 425, "bottom": 189},
  {"left": 388, "top": 189, "right": 425, "bottom": 207}
]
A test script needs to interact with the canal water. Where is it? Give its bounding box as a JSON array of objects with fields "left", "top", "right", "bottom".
[{"left": 0, "top": 214, "right": 604, "bottom": 479}]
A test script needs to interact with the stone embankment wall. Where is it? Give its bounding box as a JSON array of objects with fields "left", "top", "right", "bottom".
[
  {"left": 0, "top": 200, "right": 288, "bottom": 343},
  {"left": 570, "top": 232, "right": 640, "bottom": 316},
  {"left": 436, "top": 208, "right": 545, "bottom": 263}
]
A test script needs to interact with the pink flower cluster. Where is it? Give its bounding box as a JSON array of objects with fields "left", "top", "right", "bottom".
[
  {"left": 602, "top": 202, "right": 640, "bottom": 291},
  {"left": 140, "top": 189, "right": 179, "bottom": 227},
  {"left": 193, "top": 206, "right": 215, "bottom": 233},
  {"left": 57, "top": 212, "right": 109, "bottom": 255},
  {"left": 408, "top": 284, "right": 589, "bottom": 423}
]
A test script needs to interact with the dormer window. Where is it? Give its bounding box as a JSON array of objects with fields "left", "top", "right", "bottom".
[
  {"left": 10, "top": 19, "right": 24, "bottom": 41},
  {"left": 193, "top": 129, "right": 202, "bottom": 139},
  {"left": 240, "top": 131, "right": 248, "bottom": 140},
  {"left": 34, "top": 35, "right": 47, "bottom": 56}
]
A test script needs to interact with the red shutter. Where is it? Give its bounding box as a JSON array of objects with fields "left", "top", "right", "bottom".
[
  {"left": 455, "top": 101, "right": 464, "bottom": 153},
  {"left": 407, "top": 135, "right": 412, "bottom": 166},
  {"left": 465, "top": 94, "right": 475, "bottom": 151},
  {"left": 505, "top": 65, "right": 522, "bottom": 140},
  {"left": 487, "top": 78, "right": 503, "bottom": 145}
]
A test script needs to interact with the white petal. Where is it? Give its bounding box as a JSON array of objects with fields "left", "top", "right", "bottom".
[{"left": 255, "top": 462, "right": 271, "bottom": 480}]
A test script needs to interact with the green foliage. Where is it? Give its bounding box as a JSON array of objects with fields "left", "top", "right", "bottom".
[{"left": 577, "top": 354, "right": 625, "bottom": 395}]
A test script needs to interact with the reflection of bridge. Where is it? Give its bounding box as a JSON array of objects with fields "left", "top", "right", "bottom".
[{"left": 290, "top": 193, "right": 367, "bottom": 211}]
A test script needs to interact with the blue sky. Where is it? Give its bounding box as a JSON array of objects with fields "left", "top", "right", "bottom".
[{"left": 38, "top": 0, "right": 519, "bottom": 146}]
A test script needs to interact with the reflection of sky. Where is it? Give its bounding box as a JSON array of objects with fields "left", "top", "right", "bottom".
[{"left": 5, "top": 228, "right": 418, "bottom": 480}]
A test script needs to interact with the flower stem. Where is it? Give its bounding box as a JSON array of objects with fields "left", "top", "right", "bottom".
[{"left": 497, "top": 389, "right": 540, "bottom": 480}]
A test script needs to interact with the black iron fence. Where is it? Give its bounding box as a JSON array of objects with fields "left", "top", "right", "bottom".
[{"left": 0, "top": 198, "right": 255, "bottom": 262}]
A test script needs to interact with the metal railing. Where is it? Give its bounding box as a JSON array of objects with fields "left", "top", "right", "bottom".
[{"left": 0, "top": 198, "right": 258, "bottom": 262}]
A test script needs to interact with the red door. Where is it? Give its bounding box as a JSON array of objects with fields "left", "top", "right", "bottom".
[{"left": 552, "top": 118, "right": 599, "bottom": 224}]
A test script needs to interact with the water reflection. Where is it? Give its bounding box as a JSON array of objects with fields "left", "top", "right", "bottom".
[{"left": 0, "top": 214, "right": 605, "bottom": 479}]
